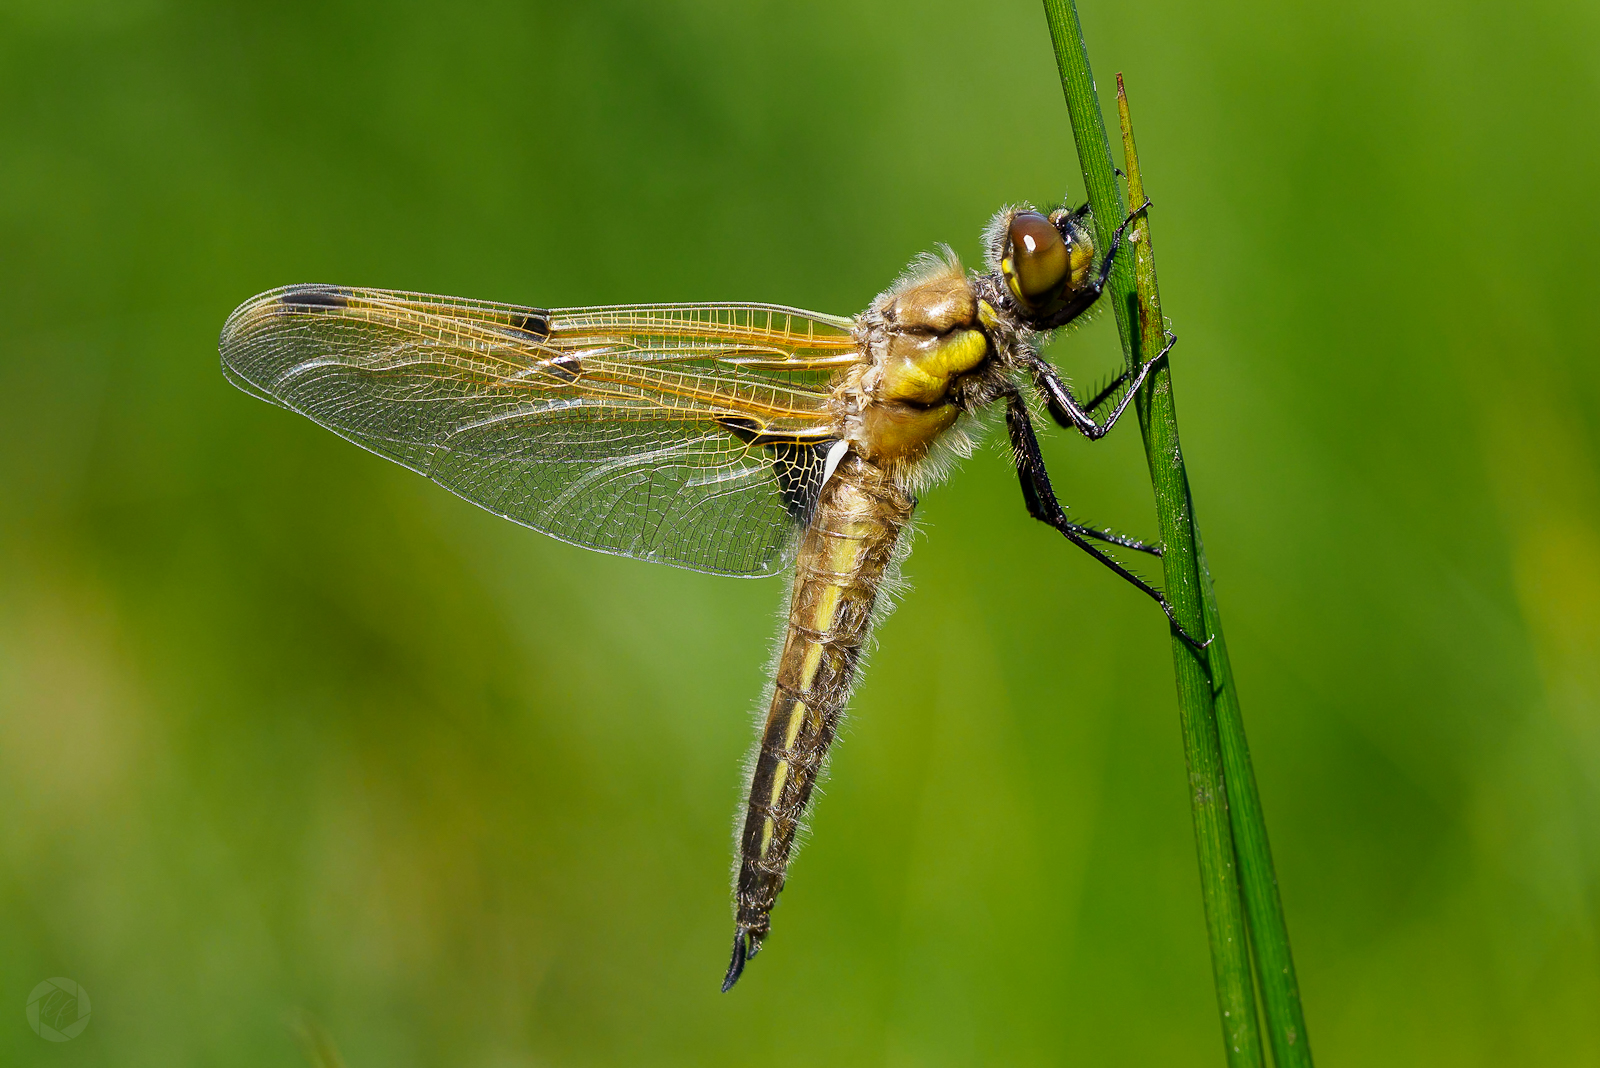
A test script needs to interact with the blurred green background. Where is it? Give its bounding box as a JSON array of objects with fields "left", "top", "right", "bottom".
[{"left": 2, "top": 0, "right": 1598, "bottom": 1064}]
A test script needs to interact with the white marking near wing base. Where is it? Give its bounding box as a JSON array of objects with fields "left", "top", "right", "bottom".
[{"left": 821, "top": 439, "right": 849, "bottom": 490}]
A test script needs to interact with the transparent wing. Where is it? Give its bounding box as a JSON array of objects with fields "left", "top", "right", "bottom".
[{"left": 220, "top": 284, "right": 861, "bottom": 576}]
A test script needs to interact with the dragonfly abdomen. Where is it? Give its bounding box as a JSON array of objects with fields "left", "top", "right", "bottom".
[{"left": 724, "top": 451, "right": 913, "bottom": 991}]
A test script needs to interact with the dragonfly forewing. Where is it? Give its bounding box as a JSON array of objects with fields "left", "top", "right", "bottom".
[{"left": 220, "top": 285, "right": 862, "bottom": 576}]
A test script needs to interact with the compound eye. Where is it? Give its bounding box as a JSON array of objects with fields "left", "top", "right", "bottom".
[{"left": 1006, "top": 211, "right": 1069, "bottom": 305}]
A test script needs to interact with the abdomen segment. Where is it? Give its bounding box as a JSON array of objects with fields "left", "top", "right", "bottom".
[{"left": 723, "top": 451, "right": 913, "bottom": 991}]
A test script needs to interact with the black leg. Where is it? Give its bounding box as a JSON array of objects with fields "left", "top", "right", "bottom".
[
  {"left": 1061, "top": 518, "right": 1163, "bottom": 556},
  {"left": 1005, "top": 393, "right": 1210, "bottom": 651},
  {"left": 1037, "top": 330, "right": 1176, "bottom": 439},
  {"left": 1082, "top": 371, "right": 1131, "bottom": 417}
]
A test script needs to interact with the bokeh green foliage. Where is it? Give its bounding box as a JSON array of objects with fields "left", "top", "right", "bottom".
[{"left": 1, "top": 0, "right": 1597, "bottom": 1065}]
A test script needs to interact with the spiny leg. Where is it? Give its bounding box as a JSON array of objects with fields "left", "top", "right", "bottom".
[
  {"left": 1058, "top": 347, "right": 1164, "bottom": 437},
  {"left": 1061, "top": 518, "right": 1162, "bottom": 556},
  {"left": 1079, "top": 328, "right": 1174, "bottom": 420},
  {"left": 1035, "top": 329, "right": 1176, "bottom": 440},
  {"left": 1004, "top": 392, "right": 1209, "bottom": 651},
  {"left": 1081, "top": 370, "right": 1134, "bottom": 418},
  {"left": 1082, "top": 327, "right": 1179, "bottom": 423}
]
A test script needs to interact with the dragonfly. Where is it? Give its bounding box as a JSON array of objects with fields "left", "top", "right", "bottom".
[{"left": 219, "top": 200, "right": 1192, "bottom": 992}]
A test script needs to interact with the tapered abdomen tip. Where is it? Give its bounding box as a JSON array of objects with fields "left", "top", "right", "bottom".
[{"left": 721, "top": 930, "right": 748, "bottom": 992}]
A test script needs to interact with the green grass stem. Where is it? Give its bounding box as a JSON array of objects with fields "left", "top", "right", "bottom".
[
  {"left": 1198, "top": 528, "right": 1314, "bottom": 1066},
  {"left": 1038, "top": 3, "right": 1312, "bottom": 1064}
]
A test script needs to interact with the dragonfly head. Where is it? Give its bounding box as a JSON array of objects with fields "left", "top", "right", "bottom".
[{"left": 990, "top": 207, "right": 1098, "bottom": 324}]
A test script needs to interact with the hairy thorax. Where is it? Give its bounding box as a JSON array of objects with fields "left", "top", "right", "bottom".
[{"left": 842, "top": 259, "right": 1001, "bottom": 468}]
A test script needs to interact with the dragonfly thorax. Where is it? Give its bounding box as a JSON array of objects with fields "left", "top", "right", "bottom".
[{"left": 849, "top": 259, "right": 996, "bottom": 465}]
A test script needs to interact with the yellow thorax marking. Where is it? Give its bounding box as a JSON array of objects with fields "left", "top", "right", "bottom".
[
  {"left": 878, "top": 328, "right": 987, "bottom": 406},
  {"left": 769, "top": 761, "right": 789, "bottom": 807}
]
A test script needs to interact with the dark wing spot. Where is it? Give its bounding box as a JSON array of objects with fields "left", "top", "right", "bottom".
[
  {"left": 279, "top": 285, "right": 350, "bottom": 309},
  {"left": 715, "top": 417, "right": 833, "bottom": 522},
  {"left": 717, "top": 416, "right": 765, "bottom": 445},
  {"left": 545, "top": 353, "right": 583, "bottom": 382},
  {"left": 767, "top": 439, "right": 832, "bottom": 524},
  {"left": 504, "top": 311, "right": 551, "bottom": 341}
]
